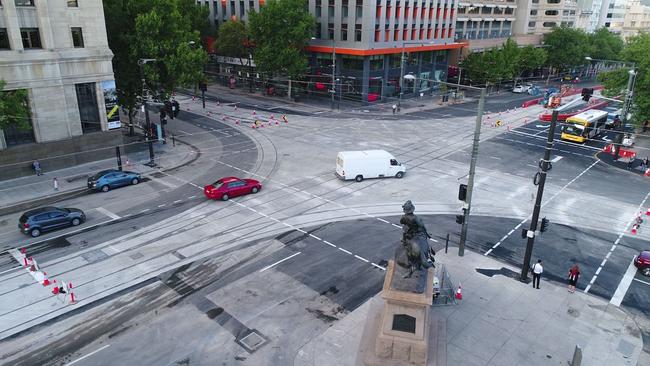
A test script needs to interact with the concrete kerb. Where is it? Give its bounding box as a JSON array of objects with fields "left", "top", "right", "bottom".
[{"left": 0, "top": 136, "right": 200, "bottom": 217}]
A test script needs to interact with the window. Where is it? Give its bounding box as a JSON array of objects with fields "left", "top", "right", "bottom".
[
  {"left": 328, "top": 23, "right": 334, "bottom": 39},
  {"left": 67, "top": 0, "right": 79, "bottom": 6},
  {"left": 369, "top": 55, "right": 383, "bottom": 70},
  {"left": 606, "top": 13, "right": 612, "bottom": 18},
  {"left": 75, "top": 83, "right": 101, "bottom": 133},
  {"left": 528, "top": 21, "right": 536, "bottom": 27},
  {"left": 71, "top": 27, "right": 84, "bottom": 48},
  {"left": 530, "top": 9, "right": 537, "bottom": 15},
  {"left": 315, "top": 23, "right": 322, "bottom": 38},
  {"left": 1, "top": 89, "right": 34, "bottom": 146},
  {"left": 355, "top": 24, "right": 362, "bottom": 41},
  {"left": 547, "top": 0, "right": 560, "bottom": 3},
  {"left": 21, "top": 28, "right": 42, "bottom": 49},
  {"left": 481, "top": 6, "right": 491, "bottom": 14},
  {"left": 545, "top": 10, "right": 558, "bottom": 16},
  {"left": 504, "top": 8, "right": 513, "bottom": 14},
  {"left": 0, "top": 28, "right": 9, "bottom": 50},
  {"left": 341, "top": 23, "right": 348, "bottom": 40},
  {"left": 356, "top": 4, "right": 362, "bottom": 18},
  {"left": 15, "top": 0, "right": 34, "bottom": 6},
  {"left": 543, "top": 21, "right": 557, "bottom": 27}
]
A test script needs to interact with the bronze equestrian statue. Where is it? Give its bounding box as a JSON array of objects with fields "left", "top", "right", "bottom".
[{"left": 397, "top": 200, "right": 433, "bottom": 293}]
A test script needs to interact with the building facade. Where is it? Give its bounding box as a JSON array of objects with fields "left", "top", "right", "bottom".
[
  {"left": 0, "top": 0, "right": 116, "bottom": 151},
  {"left": 199, "top": 0, "right": 464, "bottom": 103},
  {"left": 515, "top": 0, "right": 578, "bottom": 35},
  {"left": 620, "top": 0, "right": 650, "bottom": 38}
]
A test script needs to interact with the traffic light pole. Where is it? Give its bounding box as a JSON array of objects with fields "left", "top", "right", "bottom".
[
  {"left": 458, "top": 88, "right": 486, "bottom": 256},
  {"left": 521, "top": 110, "right": 558, "bottom": 281},
  {"left": 615, "top": 69, "right": 637, "bottom": 161}
]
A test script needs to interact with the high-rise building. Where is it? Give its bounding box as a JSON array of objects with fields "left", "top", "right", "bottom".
[
  {"left": 200, "top": 0, "right": 465, "bottom": 103},
  {"left": 620, "top": 0, "right": 650, "bottom": 38},
  {"left": 515, "top": 0, "right": 579, "bottom": 36},
  {"left": 0, "top": 0, "right": 117, "bottom": 156},
  {"left": 599, "top": 0, "right": 626, "bottom": 30}
]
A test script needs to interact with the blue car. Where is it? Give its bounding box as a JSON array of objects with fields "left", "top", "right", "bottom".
[{"left": 87, "top": 169, "right": 142, "bottom": 192}]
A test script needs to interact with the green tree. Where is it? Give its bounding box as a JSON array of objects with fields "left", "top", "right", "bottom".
[
  {"left": 216, "top": 19, "right": 249, "bottom": 60},
  {"left": 104, "top": 0, "right": 209, "bottom": 127},
  {"left": 587, "top": 28, "right": 624, "bottom": 61},
  {"left": 0, "top": 80, "right": 31, "bottom": 131},
  {"left": 598, "top": 33, "right": 650, "bottom": 125},
  {"left": 516, "top": 45, "right": 547, "bottom": 76},
  {"left": 248, "top": 0, "right": 315, "bottom": 79},
  {"left": 543, "top": 26, "right": 590, "bottom": 69}
]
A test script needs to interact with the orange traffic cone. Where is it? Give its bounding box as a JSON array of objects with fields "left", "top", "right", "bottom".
[
  {"left": 51, "top": 280, "right": 59, "bottom": 295},
  {"left": 42, "top": 272, "right": 50, "bottom": 286},
  {"left": 455, "top": 284, "right": 463, "bottom": 301},
  {"left": 646, "top": 208, "right": 650, "bottom": 216},
  {"left": 632, "top": 224, "right": 638, "bottom": 235},
  {"left": 645, "top": 168, "right": 650, "bottom": 177}
]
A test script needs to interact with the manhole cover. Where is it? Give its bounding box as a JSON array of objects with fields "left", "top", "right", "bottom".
[
  {"left": 130, "top": 252, "right": 144, "bottom": 260},
  {"left": 237, "top": 330, "right": 267, "bottom": 353},
  {"left": 82, "top": 249, "right": 109, "bottom": 263}
]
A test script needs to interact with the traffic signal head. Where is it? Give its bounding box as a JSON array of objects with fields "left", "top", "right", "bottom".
[
  {"left": 540, "top": 217, "right": 550, "bottom": 233},
  {"left": 458, "top": 184, "right": 468, "bottom": 201},
  {"left": 581, "top": 88, "right": 593, "bottom": 102},
  {"left": 172, "top": 100, "right": 180, "bottom": 118},
  {"left": 199, "top": 81, "right": 208, "bottom": 92}
]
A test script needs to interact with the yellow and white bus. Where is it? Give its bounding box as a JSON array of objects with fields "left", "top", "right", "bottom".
[{"left": 560, "top": 109, "right": 609, "bottom": 143}]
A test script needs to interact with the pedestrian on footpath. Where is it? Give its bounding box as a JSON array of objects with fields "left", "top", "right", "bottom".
[
  {"left": 33, "top": 160, "right": 42, "bottom": 176},
  {"left": 567, "top": 264, "right": 580, "bottom": 293},
  {"left": 531, "top": 259, "right": 543, "bottom": 289},
  {"left": 392, "top": 104, "right": 397, "bottom": 114},
  {"left": 53, "top": 177, "right": 59, "bottom": 191}
]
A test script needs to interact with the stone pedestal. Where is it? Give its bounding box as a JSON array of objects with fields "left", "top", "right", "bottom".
[{"left": 361, "top": 260, "right": 435, "bottom": 366}]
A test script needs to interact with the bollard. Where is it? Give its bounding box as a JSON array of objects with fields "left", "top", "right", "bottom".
[
  {"left": 570, "top": 345, "right": 582, "bottom": 366},
  {"left": 172, "top": 133, "right": 176, "bottom": 147},
  {"left": 445, "top": 233, "right": 449, "bottom": 253}
]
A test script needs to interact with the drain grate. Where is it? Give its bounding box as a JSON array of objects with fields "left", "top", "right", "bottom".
[{"left": 237, "top": 329, "right": 267, "bottom": 353}]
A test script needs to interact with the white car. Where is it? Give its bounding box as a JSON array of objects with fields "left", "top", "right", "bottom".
[{"left": 513, "top": 84, "right": 532, "bottom": 93}]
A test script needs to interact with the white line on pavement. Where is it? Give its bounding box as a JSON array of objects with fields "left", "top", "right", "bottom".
[
  {"left": 586, "top": 190, "right": 650, "bottom": 294},
  {"left": 65, "top": 344, "right": 111, "bottom": 366},
  {"left": 309, "top": 234, "right": 322, "bottom": 240},
  {"left": 551, "top": 156, "right": 563, "bottom": 163},
  {"left": 371, "top": 262, "right": 387, "bottom": 271},
  {"left": 95, "top": 207, "right": 121, "bottom": 220},
  {"left": 378, "top": 218, "right": 390, "bottom": 224},
  {"left": 633, "top": 278, "right": 650, "bottom": 286},
  {"left": 188, "top": 195, "right": 196, "bottom": 199},
  {"left": 259, "top": 252, "right": 301, "bottom": 272},
  {"left": 339, "top": 248, "right": 352, "bottom": 255},
  {"left": 173, "top": 200, "right": 183, "bottom": 204},
  {"left": 354, "top": 255, "right": 369, "bottom": 263},
  {"left": 323, "top": 240, "right": 336, "bottom": 248},
  {"left": 392, "top": 224, "right": 401, "bottom": 229},
  {"left": 610, "top": 256, "right": 639, "bottom": 306}
]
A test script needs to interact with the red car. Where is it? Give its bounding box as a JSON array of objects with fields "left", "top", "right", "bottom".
[
  {"left": 634, "top": 251, "right": 650, "bottom": 276},
  {"left": 203, "top": 177, "right": 262, "bottom": 201}
]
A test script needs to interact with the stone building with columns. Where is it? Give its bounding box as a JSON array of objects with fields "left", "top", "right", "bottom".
[{"left": 0, "top": 0, "right": 118, "bottom": 175}]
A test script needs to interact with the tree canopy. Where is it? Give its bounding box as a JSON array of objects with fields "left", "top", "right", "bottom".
[
  {"left": 216, "top": 19, "right": 250, "bottom": 61},
  {"left": 103, "top": 0, "right": 209, "bottom": 108},
  {"left": 598, "top": 33, "right": 650, "bottom": 125},
  {"left": 460, "top": 38, "right": 547, "bottom": 85},
  {"left": 0, "top": 80, "right": 31, "bottom": 131},
  {"left": 248, "top": 0, "right": 315, "bottom": 78},
  {"left": 587, "top": 28, "right": 624, "bottom": 61},
  {"left": 543, "top": 26, "right": 590, "bottom": 69}
]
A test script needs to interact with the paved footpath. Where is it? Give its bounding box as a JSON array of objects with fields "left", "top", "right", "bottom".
[{"left": 294, "top": 248, "right": 643, "bottom": 366}]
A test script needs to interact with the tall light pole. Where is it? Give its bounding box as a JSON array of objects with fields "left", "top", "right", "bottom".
[
  {"left": 138, "top": 58, "right": 156, "bottom": 167},
  {"left": 458, "top": 87, "right": 486, "bottom": 256}
]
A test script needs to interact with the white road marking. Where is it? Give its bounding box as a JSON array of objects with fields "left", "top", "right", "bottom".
[
  {"left": 140, "top": 209, "right": 150, "bottom": 213},
  {"left": 392, "top": 224, "right": 401, "bottom": 229},
  {"left": 323, "top": 240, "right": 336, "bottom": 248},
  {"left": 338, "top": 248, "right": 352, "bottom": 255},
  {"left": 157, "top": 204, "right": 166, "bottom": 208},
  {"left": 65, "top": 344, "right": 111, "bottom": 366},
  {"left": 260, "top": 252, "right": 301, "bottom": 272},
  {"left": 550, "top": 156, "right": 563, "bottom": 163},
  {"left": 633, "top": 278, "right": 650, "bottom": 286},
  {"left": 145, "top": 174, "right": 178, "bottom": 189},
  {"left": 354, "top": 255, "right": 369, "bottom": 263},
  {"left": 586, "top": 190, "right": 650, "bottom": 294},
  {"left": 378, "top": 218, "right": 390, "bottom": 224},
  {"left": 188, "top": 195, "right": 196, "bottom": 199},
  {"left": 371, "top": 262, "right": 387, "bottom": 271},
  {"left": 610, "top": 256, "right": 639, "bottom": 306},
  {"left": 173, "top": 200, "right": 183, "bottom": 204},
  {"left": 485, "top": 248, "right": 493, "bottom": 255},
  {"left": 95, "top": 207, "right": 121, "bottom": 220},
  {"left": 309, "top": 234, "right": 322, "bottom": 240}
]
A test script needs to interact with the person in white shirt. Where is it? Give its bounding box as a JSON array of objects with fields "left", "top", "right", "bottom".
[{"left": 531, "top": 259, "right": 543, "bottom": 289}]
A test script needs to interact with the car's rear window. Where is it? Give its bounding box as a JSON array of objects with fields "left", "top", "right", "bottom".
[
  {"left": 212, "top": 181, "right": 224, "bottom": 188},
  {"left": 92, "top": 170, "right": 113, "bottom": 180}
]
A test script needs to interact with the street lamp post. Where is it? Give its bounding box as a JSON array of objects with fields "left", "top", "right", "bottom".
[
  {"left": 331, "top": 41, "right": 336, "bottom": 110},
  {"left": 138, "top": 58, "right": 157, "bottom": 167}
]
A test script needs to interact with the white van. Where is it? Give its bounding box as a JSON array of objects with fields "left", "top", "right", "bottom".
[{"left": 335, "top": 150, "right": 406, "bottom": 182}]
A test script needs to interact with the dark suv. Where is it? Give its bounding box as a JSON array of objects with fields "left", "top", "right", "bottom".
[{"left": 19, "top": 207, "right": 86, "bottom": 237}]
